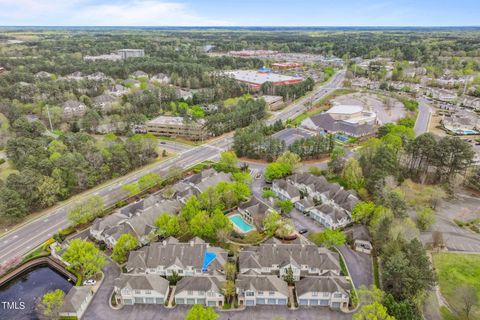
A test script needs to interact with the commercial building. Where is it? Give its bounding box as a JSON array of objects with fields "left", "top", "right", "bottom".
[
  {"left": 301, "top": 104, "right": 377, "bottom": 137},
  {"left": 117, "top": 49, "right": 145, "bottom": 59},
  {"left": 260, "top": 95, "right": 285, "bottom": 110},
  {"left": 146, "top": 116, "right": 208, "bottom": 140},
  {"left": 225, "top": 70, "right": 303, "bottom": 91},
  {"left": 272, "top": 62, "right": 302, "bottom": 69}
]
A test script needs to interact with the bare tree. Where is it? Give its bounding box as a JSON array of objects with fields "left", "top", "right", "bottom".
[{"left": 455, "top": 284, "right": 478, "bottom": 319}]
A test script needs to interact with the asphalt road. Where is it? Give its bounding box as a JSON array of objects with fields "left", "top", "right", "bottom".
[
  {"left": 0, "top": 71, "right": 345, "bottom": 264},
  {"left": 414, "top": 98, "right": 433, "bottom": 137}
]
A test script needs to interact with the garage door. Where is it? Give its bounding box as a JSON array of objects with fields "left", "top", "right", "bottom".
[
  {"left": 309, "top": 299, "right": 319, "bottom": 305},
  {"left": 267, "top": 299, "right": 276, "bottom": 305},
  {"left": 320, "top": 299, "right": 329, "bottom": 306},
  {"left": 123, "top": 299, "right": 133, "bottom": 305},
  {"left": 187, "top": 299, "right": 195, "bottom": 305},
  {"left": 134, "top": 297, "right": 144, "bottom": 304},
  {"left": 145, "top": 297, "right": 155, "bottom": 304},
  {"left": 246, "top": 300, "right": 255, "bottom": 306},
  {"left": 197, "top": 299, "right": 206, "bottom": 305},
  {"left": 332, "top": 302, "right": 341, "bottom": 309},
  {"left": 277, "top": 299, "right": 287, "bottom": 305},
  {"left": 299, "top": 299, "right": 308, "bottom": 306},
  {"left": 207, "top": 301, "right": 216, "bottom": 306},
  {"left": 176, "top": 298, "right": 184, "bottom": 304},
  {"left": 156, "top": 298, "right": 164, "bottom": 304},
  {"left": 256, "top": 298, "right": 266, "bottom": 305}
]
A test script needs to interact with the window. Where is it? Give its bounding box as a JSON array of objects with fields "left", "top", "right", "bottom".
[
  {"left": 246, "top": 291, "right": 255, "bottom": 297},
  {"left": 207, "top": 292, "right": 215, "bottom": 297},
  {"left": 269, "top": 291, "right": 275, "bottom": 296},
  {"left": 178, "top": 270, "right": 183, "bottom": 274},
  {"left": 323, "top": 292, "right": 329, "bottom": 297},
  {"left": 145, "top": 290, "right": 151, "bottom": 294},
  {"left": 258, "top": 291, "right": 264, "bottom": 295},
  {"left": 135, "top": 290, "right": 141, "bottom": 294},
  {"left": 312, "top": 292, "right": 318, "bottom": 297},
  {"left": 334, "top": 293, "right": 342, "bottom": 298},
  {"left": 198, "top": 291, "right": 205, "bottom": 295},
  {"left": 188, "top": 291, "right": 194, "bottom": 296}
]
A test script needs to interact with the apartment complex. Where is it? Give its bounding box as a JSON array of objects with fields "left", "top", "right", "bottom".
[
  {"left": 272, "top": 173, "right": 360, "bottom": 229},
  {"left": 146, "top": 116, "right": 208, "bottom": 141}
]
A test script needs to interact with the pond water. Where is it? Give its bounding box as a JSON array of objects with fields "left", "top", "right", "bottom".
[{"left": 0, "top": 266, "right": 73, "bottom": 320}]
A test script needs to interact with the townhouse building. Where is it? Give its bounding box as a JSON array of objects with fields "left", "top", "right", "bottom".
[
  {"left": 236, "top": 274, "right": 289, "bottom": 306},
  {"left": 114, "top": 274, "right": 170, "bottom": 305},
  {"left": 174, "top": 275, "right": 226, "bottom": 307},
  {"left": 125, "top": 237, "right": 228, "bottom": 276},
  {"left": 296, "top": 276, "right": 350, "bottom": 309},
  {"left": 238, "top": 240, "right": 341, "bottom": 281}
]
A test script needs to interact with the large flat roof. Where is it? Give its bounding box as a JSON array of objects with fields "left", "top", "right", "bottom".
[
  {"left": 147, "top": 115, "right": 204, "bottom": 125},
  {"left": 327, "top": 105, "right": 364, "bottom": 114},
  {"left": 225, "top": 70, "right": 303, "bottom": 86}
]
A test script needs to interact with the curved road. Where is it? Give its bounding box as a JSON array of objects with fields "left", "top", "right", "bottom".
[{"left": 0, "top": 71, "right": 345, "bottom": 264}]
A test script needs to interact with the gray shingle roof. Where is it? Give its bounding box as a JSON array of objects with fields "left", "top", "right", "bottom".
[
  {"left": 114, "top": 274, "right": 169, "bottom": 294},
  {"left": 236, "top": 275, "right": 289, "bottom": 296},
  {"left": 273, "top": 179, "right": 301, "bottom": 199},
  {"left": 239, "top": 243, "right": 340, "bottom": 272},
  {"left": 296, "top": 276, "right": 350, "bottom": 296},
  {"left": 125, "top": 237, "right": 228, "bottom": 273},
  {"left": 60, "top": 286, "right": 92, "bottom": 314},
  {"left": 175, "top": 275, "right": 225, "bottom": 295},
  {"left": 307, "top": 113, "right": 376, "bottom": 137}
]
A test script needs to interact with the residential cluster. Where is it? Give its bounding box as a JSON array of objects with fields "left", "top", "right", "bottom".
[
  {"left": 113, "top": 237, "right": 351, "bottom": 310},
  {"left": 90, "top": 169, "right": 232, "bottom": 248},
  {"left": 272, "top": 173, "right": 360, "bottom": 229}
]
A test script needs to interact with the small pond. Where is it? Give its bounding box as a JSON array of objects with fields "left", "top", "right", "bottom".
[{"left": 0, "top": 266, "right": 73, "bottom": 320}]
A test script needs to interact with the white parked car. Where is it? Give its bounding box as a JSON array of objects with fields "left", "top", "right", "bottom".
[{"left": 83, "top": 279, "right": 97, "bottom": 286}]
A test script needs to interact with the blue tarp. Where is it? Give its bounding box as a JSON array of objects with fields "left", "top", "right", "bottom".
[{"left": 202, "top": 251, "right": 217, "bottom": 272}]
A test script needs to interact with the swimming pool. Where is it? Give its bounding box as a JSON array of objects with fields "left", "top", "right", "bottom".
[
  {"left": 457, "top": 129, "right": 478, "bottom": 135},
  {"left": 229, "top": 214, "right": 255, "bottom": 233}
]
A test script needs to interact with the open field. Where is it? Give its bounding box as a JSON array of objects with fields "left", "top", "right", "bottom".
[{"left": 432, "top": 252, "right": 480, "bottom": 319}]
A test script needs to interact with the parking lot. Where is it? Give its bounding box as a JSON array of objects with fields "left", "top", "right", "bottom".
[
  {"left": 272, "top": 127, "right": 316, "bottom": 146},
  {"left": 419, "top": 194, "right": 480, "bottom": 252}
]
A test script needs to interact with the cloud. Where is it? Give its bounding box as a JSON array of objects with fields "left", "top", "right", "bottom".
[{"left": 0, "top": 0, "right": 228, "bottom": 26}]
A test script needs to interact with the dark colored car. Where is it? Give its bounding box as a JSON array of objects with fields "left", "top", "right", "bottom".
[{"left": 298, "top": 228, "right": 308, "bottom": 234}]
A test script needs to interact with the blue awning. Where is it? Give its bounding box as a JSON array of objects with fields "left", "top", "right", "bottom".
[{"left": 202, "top": 251, "right": 217, "bottom": 272}]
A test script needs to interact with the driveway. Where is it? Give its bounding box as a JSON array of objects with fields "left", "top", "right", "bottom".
[
  {"left": 83, "top": 260, "right": 121, "bottom": 320},
  {"left": 337, "top": 245, "right": 373, "bottom": 289},
  {"left": 86, "top": 303, "right": 352, "bottom": 320},
  {"left": 414, "top": 101, "right": 433, "bottom": 137},
  {"left": 290, "top": 208, "right": 324, "bottom": 233},
  {"left": 84, "top": 257, "right": 353, "bottom": 320}
]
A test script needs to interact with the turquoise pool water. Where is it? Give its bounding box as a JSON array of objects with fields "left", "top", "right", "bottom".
[{"left": 229, "top": 214, "right": 255, "bottom": 233}]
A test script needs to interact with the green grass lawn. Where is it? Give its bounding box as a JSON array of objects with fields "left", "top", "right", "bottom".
[{"left": 433, "top": 252, "right": 480, "bottom": 319}]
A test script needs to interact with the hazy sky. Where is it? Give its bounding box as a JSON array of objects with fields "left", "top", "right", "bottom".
[{"left": 0, "top": 0, "right": 478, "bottom": 26}]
